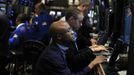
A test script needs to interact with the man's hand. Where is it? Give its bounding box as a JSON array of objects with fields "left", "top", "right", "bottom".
[
  {"left": 90, "top": 38, "right": 97, "bottom": 46},
  {"left": 90, "top": 45, "right": 107, "bottom": 52},
  {"left": 88, "top": 56, "right": 107, "bottom": 69}
]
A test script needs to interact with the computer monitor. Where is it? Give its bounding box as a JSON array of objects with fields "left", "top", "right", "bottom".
[
  {"left": 57, "top": 11, "right": 62, "bottom": 17},
  {"left": 88, "top": 10, "right": 94, "bottom": 18},
  {"left": 49, "top": 11, "right": 56, "bottom": 16},
  {"left": 0, "top": 4, "right": 6, "bottom": 14},
  {"left": 0, "top": 0, "right": 6, "bottom": 2}
]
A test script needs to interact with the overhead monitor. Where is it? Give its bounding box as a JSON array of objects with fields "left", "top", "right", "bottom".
[
  {"left": 88, "top": 10, "right": 94, "bottom": 18},
  {"left": 0, "top": 0, "right": 6, "bottom": 2},
  {"left": 0, "top": 4, "right": 6, "bottom": 14},
  {"left": 57, "top": 11, "right": 61, "bottom": 17},
  {"left": 49, "top": 11, "right": 56, "bottom": 16},
  {"left": 46, "top": 0, "right": 68, "bottom": 7}
]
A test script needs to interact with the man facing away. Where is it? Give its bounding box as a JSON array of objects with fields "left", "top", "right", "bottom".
[
  {"left": 29, "top": 2, "right": 53, "bottom": 45},
  {"left": 0, "top": 13, "right": 10, "bottom": 75}
]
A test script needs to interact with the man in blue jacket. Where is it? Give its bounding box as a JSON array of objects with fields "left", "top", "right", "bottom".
[
  {"left": 9, "top": 13, "right": 29, "bottom": 49},
  {"left": 30, "top": 2, "right": 53, "bottom": 45}
]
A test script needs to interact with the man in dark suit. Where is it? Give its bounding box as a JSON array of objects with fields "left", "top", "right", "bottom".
[
  {"left": 34, "top": 20, "right": 106, "bottom": 75},
  {"left": 0, "top": 13, "right": 10, "bottom": 75},
  {"left": 64, "top": 7, "right": 106, "bottom": 73}
]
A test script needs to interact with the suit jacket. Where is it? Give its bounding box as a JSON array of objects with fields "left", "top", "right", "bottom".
[
  {"left": 66, "top": 42, "right": 96, "bottom": 73},
  {"left": 76, "top": 15, "right": 93, "bottom": 50},
  {"left": 34, "top": 42, "right": 90, "bottom": 75},
  {"left": 31, "top": 10, "right": 53, "bottom": 45},
  {"left": 0, "top": 16, "right": 10, "bottom": 57},
  {"left": 76, "top": 31, "right": 92, "bottom": 50},
  {"left": 9, "top": 23, "right": 30, "bottom": 49}
]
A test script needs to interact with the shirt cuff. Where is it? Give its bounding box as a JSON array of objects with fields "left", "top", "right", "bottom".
[{"left": 82, "top": 66, "right": 91, "bottom": 73}]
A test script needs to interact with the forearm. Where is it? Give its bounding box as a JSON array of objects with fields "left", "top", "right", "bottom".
[
  {"left": 88, "top": 61, "right": 96, "bottom": 69},
  {"left": 66, "top": 48, "right": 96, "bottom": 72}
]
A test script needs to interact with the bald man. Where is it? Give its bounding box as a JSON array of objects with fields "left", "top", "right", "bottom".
[{"left": 34, "top": 21, "right": 106, "bottom": 75}]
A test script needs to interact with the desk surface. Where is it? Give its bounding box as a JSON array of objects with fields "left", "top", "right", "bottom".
[
  {"left": 93, "top": 51, "right": 119, "bottom": 75},
  {"left": 100, "top": 62, "right": 119, "bottom": 75}
]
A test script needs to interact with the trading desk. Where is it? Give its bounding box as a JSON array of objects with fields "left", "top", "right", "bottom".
[{"left": 94, "top": 51, "right": 119, "bottom": 75}]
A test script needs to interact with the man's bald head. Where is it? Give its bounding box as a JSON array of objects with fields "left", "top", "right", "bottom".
[
  {"left": 49, "top": 21, "right": 70, "bottom": 37},
  {"left": 49, "top": 20, "right": 75, "bottom": 44}
]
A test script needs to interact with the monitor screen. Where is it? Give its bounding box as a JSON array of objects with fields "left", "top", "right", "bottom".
[
  {"left": 49, "top": 11, "right": 56, "bottom": 16},
  {"left": 0, "top": 4, "right": 6, "bottom": 14},
  {"left": 57, "top": 11, "right": 62, "bottom": 17},
  {"left": 0, "top": 0, "right": 6, "bottom": 2},
  {"left": 46, "top": 0, "right": 68, "bottom": 7},
  {"left": 88, "top": 10, "right": 94, "bottom": 18}
]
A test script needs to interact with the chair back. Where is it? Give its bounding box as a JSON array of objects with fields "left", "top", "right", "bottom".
[{"left": 22, "top": 40, "right": 46, "bottom": 63}]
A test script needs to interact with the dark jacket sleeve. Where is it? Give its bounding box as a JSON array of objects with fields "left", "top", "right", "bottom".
[
  {"left": 80, "top": 16, "right": 93, "bottom": 39},
  {"left": 76, "top": 32, "right": 92, "bottom": 50},
  {"left": 77, "top": 21, "right": 93, "bottom": 50},
  {"left": 66, "top": 46, "right": 96, "bottom": 73},
  {"left": 0, "top": 15, "right": 10, "bottom": 56},
  {"left": 34, "top": 45, "right": 90, "bottom": 75}
]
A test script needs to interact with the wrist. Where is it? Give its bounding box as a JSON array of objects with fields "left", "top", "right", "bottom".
[{"left": 88, "top": 61, "right": 96, "bottom": 69}]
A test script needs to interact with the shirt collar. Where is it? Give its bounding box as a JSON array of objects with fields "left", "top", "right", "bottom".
[
  {"left": 16, "top": 23, "right": 25, "bottom": 29},
  {"left": 56, "top": 43, "right": 69, "bottom": 52},
  {"left": 60, "top": 16, "right": 66, "bottom": 21}
]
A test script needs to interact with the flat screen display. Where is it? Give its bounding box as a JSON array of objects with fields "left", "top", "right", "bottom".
[
  {"left": 0, "top": 0, "right": 6, "bottom": 2},
  {"left": 0, "top": 4, "right": 6, "bottom": 14},
  {"left": 49, "top": 11, "right": 56, "bottom": 16}
]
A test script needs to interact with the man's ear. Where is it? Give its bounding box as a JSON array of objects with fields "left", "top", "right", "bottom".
[
  {"left": 57, "top": 34, "right": 62, "bottom": 40},
  {"left": 68, "top": 16, "right": 74, "bottom": 22}
]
